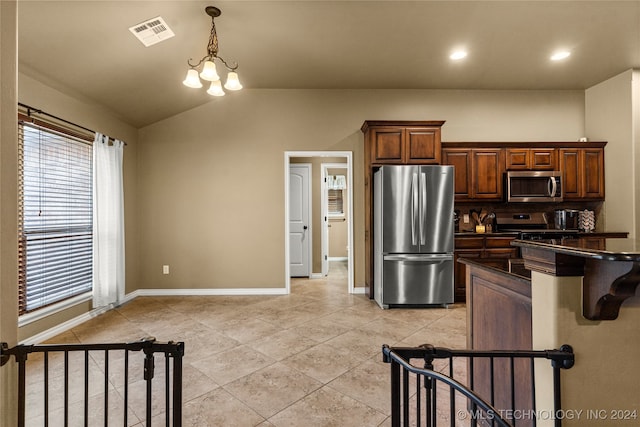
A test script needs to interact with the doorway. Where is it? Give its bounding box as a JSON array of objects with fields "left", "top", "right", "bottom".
[
  {"left": 321, "top": 163, "right": 349, "bottom": 278},
  {"left": 284, "top": 151, "right": 354, "bottom": 294}
]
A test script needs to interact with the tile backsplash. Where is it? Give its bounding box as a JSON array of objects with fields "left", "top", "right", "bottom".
[{"left": 454, "top": 201, "right": 603, "bottom": 233}]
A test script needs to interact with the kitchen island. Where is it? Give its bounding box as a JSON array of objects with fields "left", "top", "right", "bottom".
[
  {"left": 459, "top": 258, "right": 536, "bottom": 424},
  {"left": 460, "top": 257, "right": 531, "bottom": 351},
  {"left": 509, "top": 238, "right": 640, "bottom": 427}
]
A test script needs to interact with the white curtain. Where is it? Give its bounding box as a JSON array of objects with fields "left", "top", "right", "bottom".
[{"left": 92, "top": 133, "right": 125, "bottom": 308}]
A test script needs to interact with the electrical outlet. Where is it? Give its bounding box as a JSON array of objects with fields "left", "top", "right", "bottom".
[
  {"left": 162, "top": 265, "right": 170, "bottom": 275},
  {"left": 463, "top": 214, "right": 470, "bottom": 224}
]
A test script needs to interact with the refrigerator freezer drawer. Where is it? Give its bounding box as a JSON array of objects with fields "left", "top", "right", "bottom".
[{"left": 380, "top": 255, "right": 454, "bottom": 306}]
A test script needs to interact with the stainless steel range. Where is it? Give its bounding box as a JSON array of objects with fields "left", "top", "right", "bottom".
[{"left": 495, "top": 212, "right": 579, "bottom": 240}]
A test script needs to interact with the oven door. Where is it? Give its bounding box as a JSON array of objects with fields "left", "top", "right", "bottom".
[{"left": 506, "top": 171, "right": 563, "bottom": 203}]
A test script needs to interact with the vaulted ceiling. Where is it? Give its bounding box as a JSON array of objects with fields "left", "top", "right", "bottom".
[{"left": 18, "top": 1, "right": 640, "bottom": 128}]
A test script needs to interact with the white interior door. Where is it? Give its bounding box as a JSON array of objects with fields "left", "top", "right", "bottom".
[{"left": 289, "top": 164, "right": 311, "bottom": 277}]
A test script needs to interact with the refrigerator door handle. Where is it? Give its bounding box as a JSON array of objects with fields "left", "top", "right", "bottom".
[
  {"left": 384, "top": 254, "right": 453, "bottom": 262},
  {"left": 420, "top": 172, "right": 427, "bottom": 245},
  {"left": 411, "top": 173, "right": 419, "bottom": 246}
]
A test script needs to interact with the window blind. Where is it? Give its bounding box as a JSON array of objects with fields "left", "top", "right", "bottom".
[
  {"left": 328, "top": 189, "right": 343, "bottom": 214},
  {"left": 18, "top": 122, "right": 93, "bottom": 314}
]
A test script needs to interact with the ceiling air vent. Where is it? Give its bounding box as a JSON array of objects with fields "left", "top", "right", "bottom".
[{"left": 129, "top": 16, "right": 175, "bottom": 47}]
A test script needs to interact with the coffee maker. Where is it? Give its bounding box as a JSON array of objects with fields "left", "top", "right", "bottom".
[{"left": 554, "top": 209, "right": 579, "bottom": 230}]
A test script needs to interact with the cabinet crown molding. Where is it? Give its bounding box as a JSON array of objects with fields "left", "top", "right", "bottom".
[
  {"left": 361, "top": 120, "right": 445, "bottom": 132},
  {"left": 442, "top": 141, "right": 607, "bottom": 148}
]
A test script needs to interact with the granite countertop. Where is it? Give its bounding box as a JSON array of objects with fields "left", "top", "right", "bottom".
[
  {"left": 512, "top": 238, "right": 640, "bottom": 261},
  {"left": 457, "top": 257, "right": 531, "bottom": 281},
  {"left": 455, "top": 231, "right": 519, "bottom": 237},
  {"left": 455, "top": 231, "right": 628, "bottom": 237}
]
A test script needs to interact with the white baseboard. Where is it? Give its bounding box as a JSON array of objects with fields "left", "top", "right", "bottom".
[
  {"left": 129, "top": 288, "right": 288, "bottom": 297},
  {"left": 328, "top": 257, "right": 348, "bottom": 261},
  {"left": 352, "top": 287, "right": 366, "bottom": 294},
  {"left": 21, "top": 287, "right": 288, "bottom": 344},
  {"left": 309, "top": 273, "right": 324, "bottom": 279},
  {"left": 20, "top": 305, "right": 112, "bottom": 345}
]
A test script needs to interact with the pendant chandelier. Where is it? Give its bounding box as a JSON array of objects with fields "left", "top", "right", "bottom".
[{"left": 182, "top": 6, "right": 242, "bottom": 96}]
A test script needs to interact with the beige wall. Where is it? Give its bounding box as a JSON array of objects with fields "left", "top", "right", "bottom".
[
  {"left": 138, "top": 89, "right": 585, "bottom": 291},
  {"left": 16, "top": 74, "right": 139, "bottom": 340},
  {"left": 531, "top": 272, "right": 640, "bottom": 426},
  {"left": 0, "top": 1, "right": 18, "bottom": 424},
  {"left": 586, "top": 69, "right": 638, "bottom": 238}
]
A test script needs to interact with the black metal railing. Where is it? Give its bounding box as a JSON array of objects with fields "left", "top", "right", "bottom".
[
  {"left": 382, "top": 344, "right": 575, "bottom": 427},
  {"left": 1, "top": 337, "right": 184, "bottom": 427}
]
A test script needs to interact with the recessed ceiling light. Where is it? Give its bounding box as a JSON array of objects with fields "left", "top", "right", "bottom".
[
  {"left": 550, "top": 50, "right": 571, "bottom": 61},
  {"left": 450, "top": 50, "right": 468, "bottom": 60}
]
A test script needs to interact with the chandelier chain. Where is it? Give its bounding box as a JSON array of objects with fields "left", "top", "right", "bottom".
[
  {"left": 207, "top": 16, "right": 219, "bottom": 58},
  {"left": 186, "top": 12, "right": 237, "bottom": 71}
]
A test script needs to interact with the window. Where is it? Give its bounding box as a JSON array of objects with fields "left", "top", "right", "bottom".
[
  {"left": 327, "top": 174, "right": 346, "bottom": 216},
  {"left": 328, "top": 190, "right": 344, "bottom": 215},
  {"left": 18, "top": 119, "right": 93, "bottom": 315}
]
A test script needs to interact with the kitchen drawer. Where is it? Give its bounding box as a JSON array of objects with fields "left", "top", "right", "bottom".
[
  {"left": 455, "top": 237, "right": 484, "bottom": 249},
  {"left": 485, "top": 237, "right": 516, "bottom": 248},
  {"left": 577, "top": 237, "right": 607, "bottom": 250}
]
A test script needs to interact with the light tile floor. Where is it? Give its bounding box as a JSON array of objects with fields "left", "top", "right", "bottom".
[{"left": 25, "top": 261, "right": 466, "bottom": 426}]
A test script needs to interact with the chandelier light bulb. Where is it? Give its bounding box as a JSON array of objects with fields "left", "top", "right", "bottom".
[
  {"left": 207, "top": 80, "right": 226, "bottom": 96},
  {"left": 183, "top": 69, "right": 203, "bottom": 88},
  {"left": 200, "top": 60, "right": 220, "bottom": 81},
  {"left": 224, "top": 72, "right": 243, "bottom": 91}
]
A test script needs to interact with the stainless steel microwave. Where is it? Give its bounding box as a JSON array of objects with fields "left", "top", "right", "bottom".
[{"left": 506, "top": 171, "right": 563, "bottom": 202}]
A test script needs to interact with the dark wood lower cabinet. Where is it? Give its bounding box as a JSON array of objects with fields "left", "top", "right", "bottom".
[
  {"left": 463, "top": 259, "right": 533, "bottom": 426},
  {"left": 454, "top": 250, "right": 482, "bottom": 302},
  {"left": 454, "top": 235, "right": 518, "bottom": 302},
  {"left": 465, "top": 261, "right": 532, "bottom": 351}
]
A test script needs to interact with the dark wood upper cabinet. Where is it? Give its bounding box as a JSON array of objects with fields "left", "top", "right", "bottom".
[
  {"left": 365, "top": 122, "right": 443, "bottom": 165},
  {"left": 405, "top": 128, "right": 441, "bottom": 164},
  {"left": 560, "top": 147, "right": 605, "bottom": 200},
  {"left": 505, "top": 149, "right": 529, "bottom": 169},
  {"left": 370, "top": 128, "right": 404, "bottom": 163},
  {"left": 583, "top": 149, "right": 605, "bottom": 199},
  {"left": 531, "top": 149, "right": 557, "bottom": 170},
  {"left": 442, "top": 148, "right": 504, "bottom": 201},
  {"left": 443, "top": 142, "right": 605, "bottom": 202},
  {"left": 506, "top": 148, "right": 557, "bottom": 170},
  {"left": 560, "top": 149, "right": 581, "bottom": 198},
  {"left": 472, "top": 149, "right": 504, "bottom": 199},
  {"left": 441, "top": 149, "right": 471, "bottom": 200}
]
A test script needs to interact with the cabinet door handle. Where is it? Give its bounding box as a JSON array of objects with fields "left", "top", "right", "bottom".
[{"left": 549, "top": 176, "right": 557, "bottom": 197}]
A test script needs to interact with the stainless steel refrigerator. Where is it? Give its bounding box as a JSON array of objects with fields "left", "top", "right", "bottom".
[{"left": 373, "top": 165, "right": 454, "bottom": 308}]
